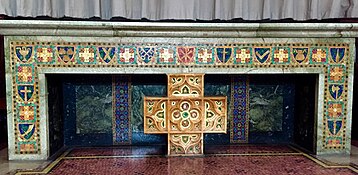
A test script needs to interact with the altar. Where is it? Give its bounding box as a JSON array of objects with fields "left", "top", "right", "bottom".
[{"left": 1, "top": 21, "right": 355, "bottom": 160}]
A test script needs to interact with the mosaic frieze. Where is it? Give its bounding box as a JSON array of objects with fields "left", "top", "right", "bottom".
[
  {"left": 177, "top": 47, "right": 195, "bottom": 64},
  {"left": 292, "top": 47, "right": 309, "bottom": 64},
  {"left": 35, "top": 45, "right": 55, "bottom": 64},
  {"left": 56, "top": 46, "right": 75, "bottom": 63},
  {"left": 254, "top": 47, "right": 271, "bottom": 64},
  {"left": 8, "top": 41, "right": 350, "bottom": 155},
  {"left": 310, "top": 47, "right": 328, "bottom": 64},
  {"left": 15, "top": 46, "right": 34, "bottom": 63},
  {"left": 234, "top": 47, "right": 252, "bottom": 64},
  {"left": 272, "top": 47, "right": 290, "bottom": 64},
  {"left": 11, "top": 43, "right": 348, "bottom": 67},
  {"left": 98, "top": 47, "right": 116, "bottom": 64}
]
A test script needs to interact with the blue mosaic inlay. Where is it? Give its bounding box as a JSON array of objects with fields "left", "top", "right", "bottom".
[{"left": 113, "top": 76, "right": 132, "bottom": 144}]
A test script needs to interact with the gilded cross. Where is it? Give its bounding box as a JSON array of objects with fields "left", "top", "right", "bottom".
[
  {"left": 79, "top": 48, "right": 94, "bottom": 62},
  {"left": 20, "top": 86, "right": 32, "bottom": 101},
  {"left": 144, "top": 74, "right": 227, "bottom": 156}
]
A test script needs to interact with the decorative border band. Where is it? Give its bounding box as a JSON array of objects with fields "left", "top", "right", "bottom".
[{"left": 9, "top": 41, "right": 350, "bottom": 155}]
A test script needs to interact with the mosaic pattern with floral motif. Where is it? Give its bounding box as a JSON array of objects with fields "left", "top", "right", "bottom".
[
  {"left": 230, "top": 76, "right": 249, "bottom": 143},
  {"left": 144, "top": 74, "right": 227, "bottom": 155},
  {"left": 9, "top": 42, "right": 350, "bottom": 155},
  {"left": 112, "top": 76, "right": 131, "bottom": 145}
]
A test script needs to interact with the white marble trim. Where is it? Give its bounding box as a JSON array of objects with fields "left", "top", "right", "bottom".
[{"left": 0, "top": 21, "right": 358, "bottom": 38}]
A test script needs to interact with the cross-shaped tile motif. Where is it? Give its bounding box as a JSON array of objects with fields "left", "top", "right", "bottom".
[
  {"left": 312, "top": 48, "right": 326, "bottom": 63},
  {"left": 274, "top": 48, "right": 289, "bottom": 63},
  {"left": 158, "top": 48, "right": 174, "bottom": 63},
  {"left": 79, "top": 48, "right": 95, "bottom": 63},
  {"left": 197, "top": 49, "right": 213, "bottom": 63},
  {"left": 236, "top": 48, "right": 250, "bottom": 63},
  {"left": 119, "top": 48, "right": 135, "bottom": 63},
  {"left": 37, "top": 48, "right": 53, "bottom": 63},
  {"left": 17, "top": 66, "right": 33, "bottom": 83},
  {"left": 328, "top": 103, "right": 343, "bottom": 118},
  {"left": 19, "top": 106, "right": 35, "bottom": 121},
  {"left": 144, "top": 74, "right": 227, "bottom": 155}
]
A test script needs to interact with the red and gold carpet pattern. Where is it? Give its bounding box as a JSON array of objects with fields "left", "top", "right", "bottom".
[{"left": 13, "top": 145, "right": 358, "bottom": 175}]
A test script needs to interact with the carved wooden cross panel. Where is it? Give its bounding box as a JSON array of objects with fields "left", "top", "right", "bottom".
[{"left": 144, "top": 74, "right": 227, "bottom": 155}]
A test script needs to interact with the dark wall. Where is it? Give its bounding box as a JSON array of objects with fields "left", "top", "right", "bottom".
[
  {"left": 294, "top": 75, "right": 317, "bottom": 153},
  {"left": 47, "top": 75, "right": 64, "bottom": 156},
  {"left": 63, "top": 75, "right": 114, "bottom": 146}
]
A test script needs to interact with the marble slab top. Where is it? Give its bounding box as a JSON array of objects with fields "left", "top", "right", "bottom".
[{"left": 0, "top": 20, "right": 358, "bottom": 38}]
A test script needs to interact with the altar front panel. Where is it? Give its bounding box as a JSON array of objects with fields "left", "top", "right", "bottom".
[{"left": 5, "top": 36, "right": 354, "bottom": 159}]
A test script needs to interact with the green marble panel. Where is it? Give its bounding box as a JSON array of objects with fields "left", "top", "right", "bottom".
[
  {"left": 131, "top": 84, "right": 166, "bottom": 132},
  {"left": 131, "top": 75, "right": 167, "bottom": 144},
  {"left": 249, "top": 85, "right": 283, "bottom": 132},
  {"left": 204, "top": 75, "right": 231, "bottom": 145},
  {"left": 75, "top": 83, "right": 112, "bottom": 134}
]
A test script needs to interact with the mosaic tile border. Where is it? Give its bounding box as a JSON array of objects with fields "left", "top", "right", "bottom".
[{"left": 8, "top": 41, "right": 351, "bottom": 155}]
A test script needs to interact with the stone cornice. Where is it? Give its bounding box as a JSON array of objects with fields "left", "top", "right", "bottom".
[{"left": 0, "top": 20, "right": 358, "bottom": 38}]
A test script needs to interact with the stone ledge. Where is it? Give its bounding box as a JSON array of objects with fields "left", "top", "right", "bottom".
[{"left": 0, "top": 21, "right": 358, "bottom": 38}]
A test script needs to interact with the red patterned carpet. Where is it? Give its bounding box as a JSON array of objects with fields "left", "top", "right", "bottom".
[{"left": 13, "top": 145, "right": 358, "bottom": 175}]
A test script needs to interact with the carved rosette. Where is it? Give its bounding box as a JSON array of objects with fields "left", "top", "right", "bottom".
[{"left": 169, "top": 99, "right": 202, "bottom": 132}]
